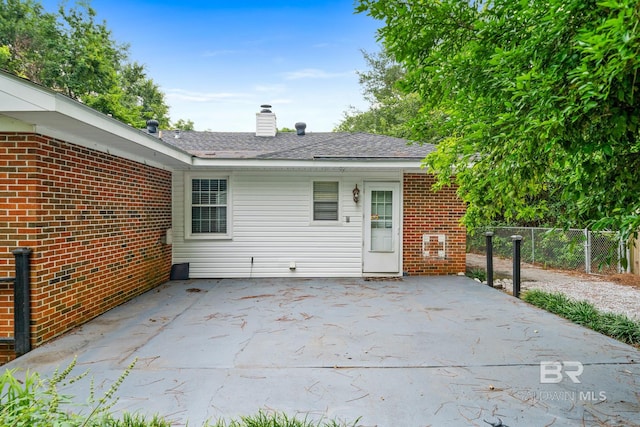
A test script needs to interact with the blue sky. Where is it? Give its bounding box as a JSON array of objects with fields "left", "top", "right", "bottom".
[{"left": 40, "top": 0, "right": 382, "bottom": 131}]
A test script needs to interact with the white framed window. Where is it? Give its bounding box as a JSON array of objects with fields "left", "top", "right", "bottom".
[
  {"left": 312, "top": 181, "right": 339, "bottom": 221},
  {"left": 185, "top": 174, "right": 231, "bottom": 239}
]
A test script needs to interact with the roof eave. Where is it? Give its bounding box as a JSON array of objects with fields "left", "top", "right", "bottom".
[
  {"left": 189, "top": 157, "right": 427, "bottom": 171},
  {"left": 0, "top": 72, "right": 192, "bottom": 169}
]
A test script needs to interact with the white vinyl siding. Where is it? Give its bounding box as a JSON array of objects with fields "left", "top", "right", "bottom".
[{"left": 172, "top": 170, "right": 402, "bottom": 278}]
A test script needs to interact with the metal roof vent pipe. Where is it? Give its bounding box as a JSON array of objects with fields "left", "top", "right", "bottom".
[
  {"left": 256, "top": 104, "right": 277, "bottom": 137},
  {"left": 295, "top": 122, "right": 306, "bottom": 136},
  {"left": 146, "top": 119, "right": 159, "bottom": 134}
]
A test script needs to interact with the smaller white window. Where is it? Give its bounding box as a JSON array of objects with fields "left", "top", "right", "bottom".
[{"left": 313, "top": 181, "right": 339, "bottom": 221}]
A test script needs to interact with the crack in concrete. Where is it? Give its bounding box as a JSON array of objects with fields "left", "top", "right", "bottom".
[{"left": 117, "top": 294, "right": 207, "bottom": 365}]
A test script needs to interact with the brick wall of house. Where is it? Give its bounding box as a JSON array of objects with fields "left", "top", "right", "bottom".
[
  {"left": 0, "top": 132, "right": 172, "bottom": 363},
  {"left": 403, "top": 173, "right": 466, "bottom": 275}
]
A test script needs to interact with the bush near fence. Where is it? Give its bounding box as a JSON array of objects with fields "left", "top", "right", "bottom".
[{"left": 468, "top": 227, "right": 623, "bottom": 274}]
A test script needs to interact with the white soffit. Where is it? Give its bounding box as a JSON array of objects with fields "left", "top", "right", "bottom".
[{"left": 0, "top": 72, "right": 192, "bottom": 169}]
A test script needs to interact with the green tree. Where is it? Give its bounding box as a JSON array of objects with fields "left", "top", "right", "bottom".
[
  {"left": 54, "top": 3, "right": 125, "bottom": 98},
  {"left": 357, "top": 0, "right": 640, "bottom": 239},
  {"left": 120, "top": 62, "right": 170, "bottom": 128},
  {"left": 172, "top": 118, "right": 195, "bottom": 131},
  {"left": 335, "top": 49, "right": 427, "bottom": 139},
  {"left": 0, "top": 45, "right": 10, "bottom": 65},
  {"left": 0, "top": 0, "right": 173, "bottom": 128},
  {"left": 0, "top": 0, "right": 61, "bottom": 82}
]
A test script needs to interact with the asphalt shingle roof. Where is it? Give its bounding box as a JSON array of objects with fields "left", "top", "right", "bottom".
[{"left": 159, "top": 130, "right": 434, "bottom": 161}]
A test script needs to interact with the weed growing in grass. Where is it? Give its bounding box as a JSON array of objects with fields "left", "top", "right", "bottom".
[
  {"left": 0, "top": 357, "right": 156, "bottom": 427},
  {"left": 81, "top": 358, "right": 138, "bottom": 425},
  {"left": 0, "top": 361, "right": 361, "bottom": 427},
  {"left": 106, "top": 412, "right": 173, "bottom": 426},
  {"left": 522, "top": 289, "right": 640, "bottom": 346},
  {"left": 0, "top": 356, "right": 86, "bottom": 426},
  {"left": 206, "top": 410, "right": 361, "bottom": 427}
]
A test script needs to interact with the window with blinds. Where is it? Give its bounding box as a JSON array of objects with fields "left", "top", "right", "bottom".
[
  {"left": 313, "top": 181, "right": 339, "bottom": 221},
  {"left": 191, "top": 178, "right": 228, "bottom": 234}
]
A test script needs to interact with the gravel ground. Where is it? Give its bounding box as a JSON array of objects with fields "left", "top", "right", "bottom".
[{"left": 466, "top": 253, "right": 640, "bottom": 320}]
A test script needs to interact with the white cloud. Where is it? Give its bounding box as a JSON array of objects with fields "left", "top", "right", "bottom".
[
  {"left": 270, "top": 98, "right": 293, "bottom": 105},
  {"left": 164, "top": 88, "right": 251, "bottom": 103},
  {"left": 254, "top": 84, "right": 286, "bottom": 93},
  {"left": 282, "top": 68, "right": 355, "bottom": 80},
  {"left": 201, "top": 49, "right": 242, "bottom": 57}
]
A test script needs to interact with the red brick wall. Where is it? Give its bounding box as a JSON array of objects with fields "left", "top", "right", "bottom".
[
  {"left": 0, "top": 132, "right": 172, "bottom": 362},
  {"left": 403, "top": 173, "right": 466, "bottom": 275}
]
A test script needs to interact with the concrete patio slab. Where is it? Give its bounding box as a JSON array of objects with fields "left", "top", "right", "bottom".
[{"left": 6, "top": 276, "right": 640, "bottom": 426}]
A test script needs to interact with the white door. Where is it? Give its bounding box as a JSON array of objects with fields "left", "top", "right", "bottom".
[{"left": 363, "top": 182, "right": 400, "bottom": 274}]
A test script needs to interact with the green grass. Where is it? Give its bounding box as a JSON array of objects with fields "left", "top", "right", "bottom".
[
  {"left": 0, "top": 357, "right": 149, "bottom": 427},
  {"left": 465, "top": 267, "right": 487, "bottom": 282},
  {"left": 207, "top": 411, "right": 360, "bottom": 427},
  {"left": 522, "top": 289, "right": 640, "bottom": 346},
  {"left": 0, "top": 359, "right": 360, "bottom": 427},
  {"left": 108, "top": 413, "right": 173, "bottom": 427}
]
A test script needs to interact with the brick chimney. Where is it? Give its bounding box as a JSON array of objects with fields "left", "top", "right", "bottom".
[{"left": 256, "top": 104, "right": 277, "bottom": 137}]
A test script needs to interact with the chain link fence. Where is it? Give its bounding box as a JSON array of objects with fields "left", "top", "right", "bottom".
[{"left": 467, "top": 227, "right": 627, "bottom": 275}]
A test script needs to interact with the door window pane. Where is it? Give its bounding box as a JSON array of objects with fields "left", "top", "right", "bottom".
[{"left": 370, "top": 190, "right": 393, "bottom": 251}]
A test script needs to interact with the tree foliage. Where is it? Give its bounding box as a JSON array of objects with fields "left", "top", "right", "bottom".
[
  {"left": 0, "top": 0, "right": 60, "bottom": 81},
  {"left": 0, "top": 0, "right": 171, "bottom": 128},
  {"left": 172, "top": 118, "right": 195, "bottom": 131},
  {"left": 357, "top": 0, "right": 640, "bottom": 238},
  {"left": 119, "top": 62, "right": 170, "bottom": 128},
  {"left": 334, "top": 49, "right": 428, "bottom": 139}
]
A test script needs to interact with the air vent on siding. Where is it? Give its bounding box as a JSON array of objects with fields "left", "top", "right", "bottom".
[{"left": 256, "top": 104, "right": 277, "bottom": 137}]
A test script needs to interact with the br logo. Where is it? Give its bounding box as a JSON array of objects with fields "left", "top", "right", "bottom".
[{"left": 540, "top": 361, "right": 584, "bottom": 384}]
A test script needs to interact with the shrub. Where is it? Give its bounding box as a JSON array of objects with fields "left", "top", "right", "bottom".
[
  {"left": 522, "top": 289, "right": 640, "bottom": 346},
  {"left": 466, "top": 267, "right": 487, "bottom": 282}
]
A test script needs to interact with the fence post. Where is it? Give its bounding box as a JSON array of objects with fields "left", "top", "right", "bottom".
[
  {"left": 511, "top": 235, "right": 522, "bottom": 299},
  {"left": 625, "top": 238, "right": 631, "bottom": 273},
  {"left": 485, "top": 232, "right": 494, "bottom": 287},
  {"left": 12, "top": 248, "right": 32, "bottom": 356},
  {"left": 531, "top": 228, "right": 535, "bottom": 264},
  {"left": 618, "top": 238, "right": 622, "bottom": 274},
  {"left": 619, "top": 237, "right": 630, "bottom": 274},
  {"left": 584, "top": 228, "right": 591, "bottom": 274}
]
